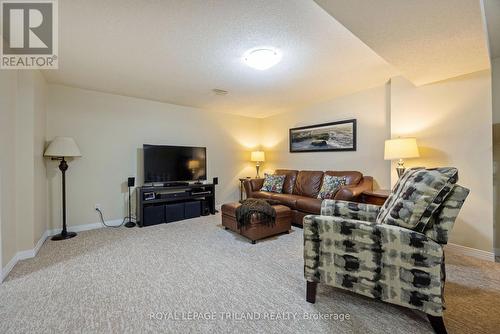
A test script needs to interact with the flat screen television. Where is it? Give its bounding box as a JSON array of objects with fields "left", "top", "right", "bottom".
[{"left": 143, "top": 144, "right": 207, "bottom": 183}]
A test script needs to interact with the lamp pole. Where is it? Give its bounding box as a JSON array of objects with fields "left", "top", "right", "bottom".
[
  {"left": 44, "top": 137, "right": 81, "bottom": 241},
  {"left": 52, "top": 157, "right": 77, "bottom": 240}
]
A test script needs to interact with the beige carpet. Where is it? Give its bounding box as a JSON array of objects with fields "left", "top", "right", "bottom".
[{"left": 1, "top": 213, "right": 499, "bottom": 333}]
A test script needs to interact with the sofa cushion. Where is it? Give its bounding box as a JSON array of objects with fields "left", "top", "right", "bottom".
[
  {"left": 317, "top": 175, "right": 347, "bottom": 199},
  {"left": 424, "top": 184, "right": 470, "bottom": 244},
  {"left": 260, "top": 174, "right": 286, "bottom": 193},
  {"left": 296, "top": 197, "right": 322, "bottom": 214},
  {"left": 250, "top": 191, "right": 274, "bottom": 200},
  {"left": 274, "top": 169, "right": 298, "bottom": 194},
  {"left": 324, "top": 171, "right": 362, "bottom": 185},
  {"left": 376, "top": 167, "right": 458, "bottom": 232},
  {"left": 293, "top": 171, "right": 324, "bottom": 198},
  {"left": 270, "top": 193, "right": 303, "bottom": 209}
]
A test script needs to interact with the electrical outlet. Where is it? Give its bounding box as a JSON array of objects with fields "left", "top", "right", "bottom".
[{"left": 95, "top": 204, "right": 101, "bottom": 211}]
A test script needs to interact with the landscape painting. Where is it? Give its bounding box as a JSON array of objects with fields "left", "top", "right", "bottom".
[{"left": 289, "top": 119, "right": 357, "bottom": 152}]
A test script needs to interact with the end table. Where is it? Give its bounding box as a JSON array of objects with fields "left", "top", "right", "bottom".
[{"left": 359, "top": 189, "right": 390, "bottom": 206}]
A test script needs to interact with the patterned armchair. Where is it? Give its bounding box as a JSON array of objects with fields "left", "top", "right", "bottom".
[{"left": 304, "top": 176, "right": 469, "bottom": 334}]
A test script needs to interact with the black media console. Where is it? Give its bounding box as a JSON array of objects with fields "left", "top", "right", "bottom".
[{"left": 136, "top": 183, "right": 216, "bottom": 227}]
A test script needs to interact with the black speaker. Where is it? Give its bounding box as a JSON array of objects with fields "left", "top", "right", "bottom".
[
  {"left": 125, "top": 177, "right": 137, "bottom": 228},
  {"left": 128, "top": 177, "right": 135, "bottom": 187},
  {"left": 213, "top": 177, "right": 218, "bottom": 185}
]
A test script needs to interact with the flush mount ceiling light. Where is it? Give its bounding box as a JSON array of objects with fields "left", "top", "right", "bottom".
[
  {"left": 243, "top": 48, "right": 282, "bottom": 70},
  {"left": 212, "top": 88, "right": 228, "bottom": 96}
]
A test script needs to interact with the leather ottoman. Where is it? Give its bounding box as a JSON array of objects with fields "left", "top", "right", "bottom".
[{"left": 221, "top": 202, "right": 292, "bottom": 244}]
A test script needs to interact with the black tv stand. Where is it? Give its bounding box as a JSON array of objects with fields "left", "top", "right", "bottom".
[
  {"left": 163, "top": 181, "right": 189, "bottom": 187},
  {"left": 136, "top": 183, "right": 216, "bottom": 227}
]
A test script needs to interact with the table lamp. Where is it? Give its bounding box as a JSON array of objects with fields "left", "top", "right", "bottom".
[
  {"left": 384, "top": 137, "right": 420, "bottom": 178},
  {"left": 44, "top": 137, "right": 82, "bottom": 240},
  {"left": 250, "top": 151, "right": 265, "bottom": 178}
]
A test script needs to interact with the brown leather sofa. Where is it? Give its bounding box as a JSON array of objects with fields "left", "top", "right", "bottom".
[{"left": 243, "top": 169, "right": 373, "bottom": 226}]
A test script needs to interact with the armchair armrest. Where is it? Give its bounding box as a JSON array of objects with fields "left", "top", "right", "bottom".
[
  {"left": 303, "top": 214, "right": 445, "bottom": 316},
  {"left": 320, "top": 199, "right": 381, "bottom": 222},
  {"left": 334, "top": 176, "right": 373, "bottom": 201},
  {"left": 243, "top": 178, "right": 264, "bottom": 197}
]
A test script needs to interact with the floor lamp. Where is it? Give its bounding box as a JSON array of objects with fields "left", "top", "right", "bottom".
[{"left": 44, "top": 137, "right": 82, "bottom": 241}]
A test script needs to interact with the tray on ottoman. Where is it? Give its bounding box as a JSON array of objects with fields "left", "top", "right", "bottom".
[{"left": 221, "top": 202, "right": 292, "bottom": 244}]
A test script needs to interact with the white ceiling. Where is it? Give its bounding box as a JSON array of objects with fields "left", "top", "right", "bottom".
[
  {"left": 42, "top": 0, "right": 397, "bottom": 118},
  {"left": 314, "top": 0, "right": 490, "bottom": 86}
]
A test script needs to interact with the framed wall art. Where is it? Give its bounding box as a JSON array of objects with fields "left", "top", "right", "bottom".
[{"left": 289, "top": 119, "right": 357, "bottom": 153}]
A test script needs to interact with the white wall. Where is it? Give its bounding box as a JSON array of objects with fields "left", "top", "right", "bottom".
[
  {"left": 391, "top": 71, "right": 493, "bottom": 252},
  {"left": 0, "top": 71, "right": 18, "bottom": 267},
  {"left": 492, "top": 57, "right": 500, "bottom": 254},
  {"left": 0, "top": 70, "right": 47, "bottom": 270},
  {"left": 33, "top": 72, "right": 48, "bottom": 245},
  {"left": 15, "top": 72, "right": 36, "bottom": 251},
  {"left": 46, "top": 85, "right": 261, "bottom": 229},
  {"left": 493, "top": 124, "right": 500, "bottom": 255},
  {"left": 260, "top": 84, "right": 391, "bottom": 189},
  {"left": 493, "top": 57, "right": 500, "bottom": 123},
  {"left": 14, "top": 71, "right": 48, "bottom": 253}
]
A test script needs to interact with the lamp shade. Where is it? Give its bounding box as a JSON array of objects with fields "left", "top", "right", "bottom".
[
  {"left": 250, "top": 151, "right": 265, "bottom": 162},
  {"left": 44, "top": 137, "right": 82, "bottom": 158},
  {"left": 384, "top": 138, "right": 419, "bottom": 160}
]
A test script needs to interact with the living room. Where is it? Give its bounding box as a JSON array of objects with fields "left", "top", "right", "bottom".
[{"left": 1, "top": 1, "right": 499, "bottom": 333}]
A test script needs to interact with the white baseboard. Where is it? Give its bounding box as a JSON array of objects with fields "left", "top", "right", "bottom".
[
  {"left": 1, "top": 219, "right": 119, "bottom": 282},
  {"left": 445, "top": 243, "right": 496, "bottom": 262},
  {"left": 1, "top": 255, "right": 19, "bottom": 282},
  {"left": 1, "top": 229, "right": 51, "bottom": 282},
  {"left": 16, "top": 230, "right": 50, "bottom": 260}
]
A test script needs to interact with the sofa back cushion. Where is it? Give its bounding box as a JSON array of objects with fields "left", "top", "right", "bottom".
[
  {"left": 324, "top": 171, "right": 362, "bottom": 185},
  {"left": 424, "top": 184, "right": 469, "bottom": 244},
  {"left": 376, "top": 167, "right": 458, "bottom": 232},
  {"left": 293, "top": 170, "right": 324, "bottom": 198},
  {"left": 274, "top": 169, "right": 298, "bottom": 194}
]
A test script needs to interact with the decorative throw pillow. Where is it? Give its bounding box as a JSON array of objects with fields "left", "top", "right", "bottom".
[
  {"left": 424, "top": 184, "right": 470, "bottom": 244},
  {"left": 376, "top": 167, "right": 458, "bottom": 232},
  {"left": 317, "top": 175, "right": 347, "bottom": 199},
  {"left": 260, "top": 174, "right": 286, "bottom": 193}
]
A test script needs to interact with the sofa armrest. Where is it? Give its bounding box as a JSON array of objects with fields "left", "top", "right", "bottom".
[
  {"left": 333, "top": 176, "right": 373, "bottom": 201},
  {"left": 243, "top": 178, "right": 264, "bottom": 197},
  {"left": 303, "top": 215, "right": 321, "bottom": 282},
  {"left": 304, "top": 214, "right": 445, "bottom": 316},
  {"left": 320, "top": 199, "right": 381, "bottom": 222}
]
